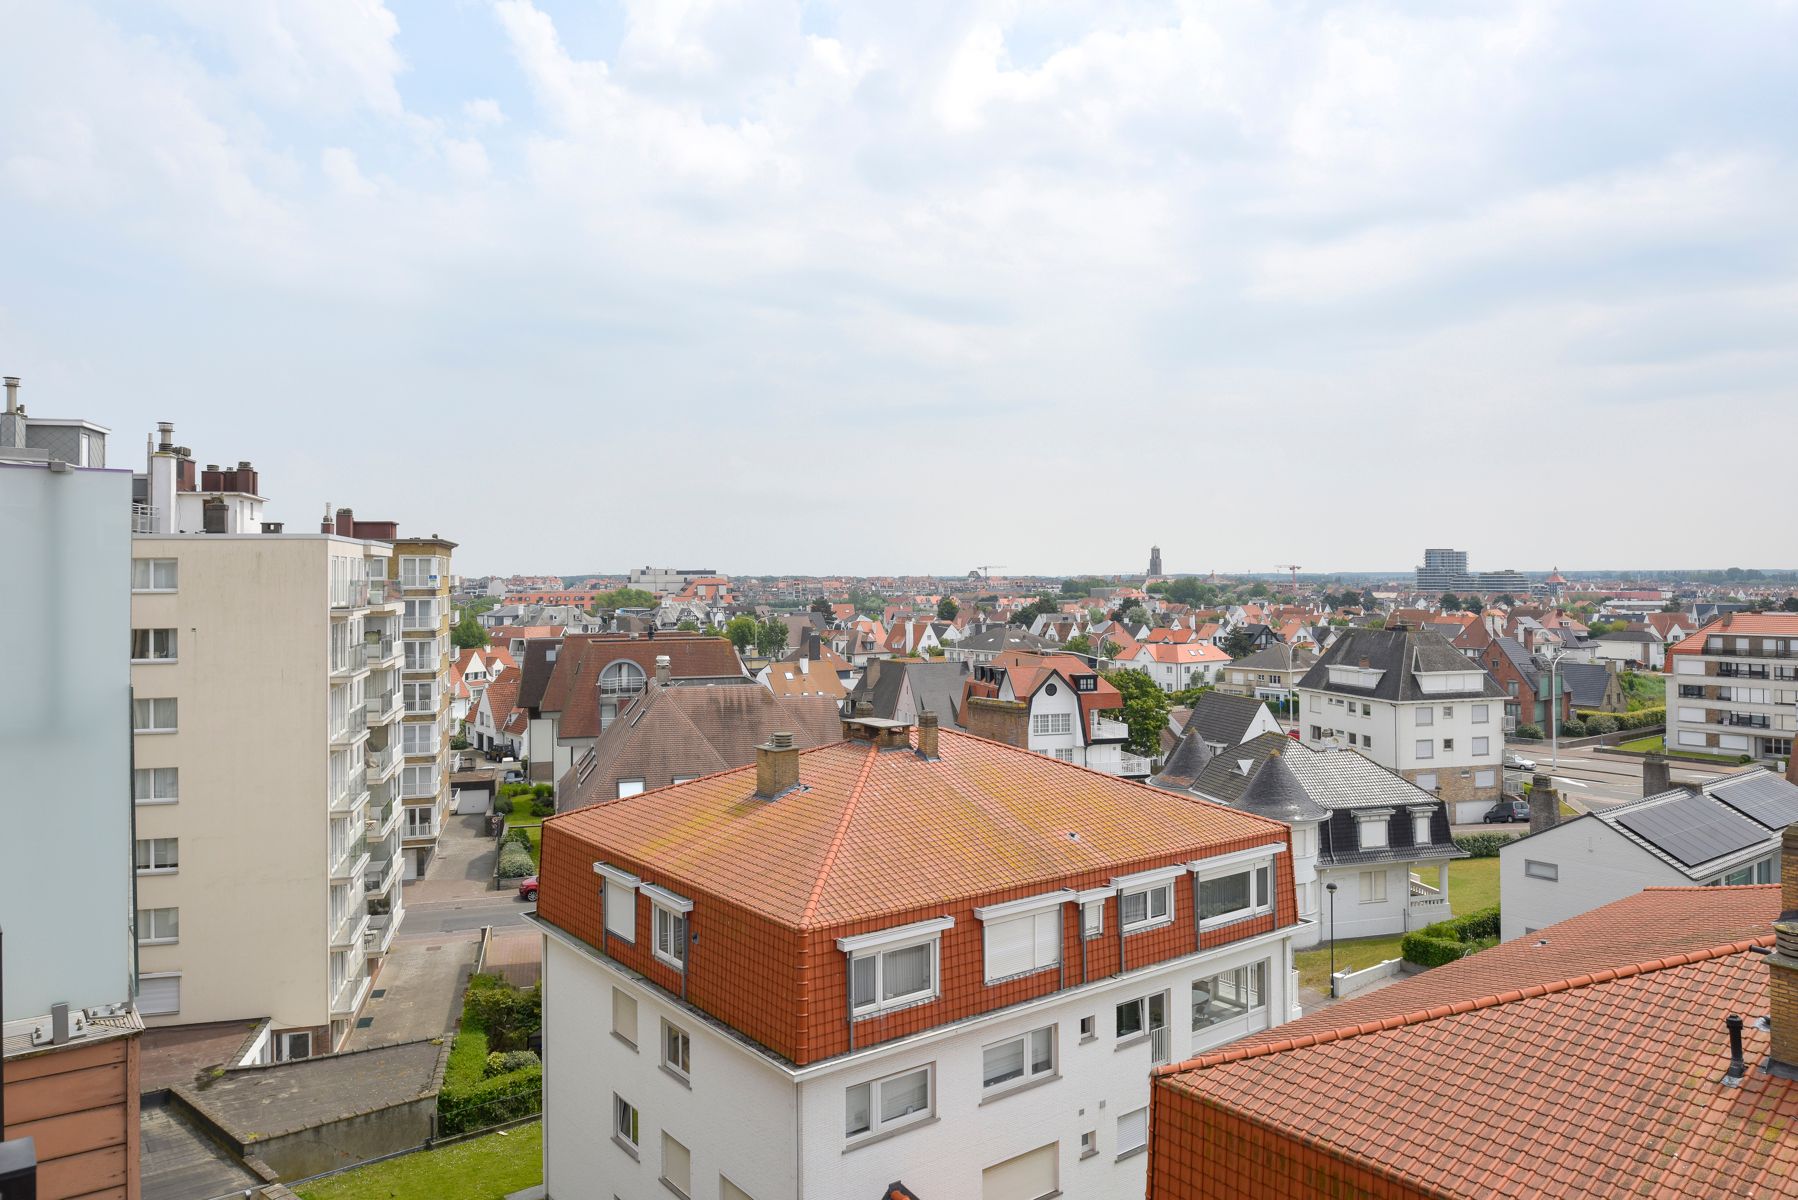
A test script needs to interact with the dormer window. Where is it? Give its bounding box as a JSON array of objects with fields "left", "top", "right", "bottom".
[
  {"left": 1356, "top": 810, "right": 1395, "bottom": 850},
  {"left": 838, "top": 917, "right": 954, "bottom": 1016},
  {"left": 1411, "top": 808, "right": 1434, "bottom": 845}
]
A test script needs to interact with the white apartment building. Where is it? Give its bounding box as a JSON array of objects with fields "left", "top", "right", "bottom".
[
  {"left": 389, "top": 532, "right": 457, "bottom": 879},
  {"left": 1296, "top": 626, "right": 1508, "bottom": 824},
  {"left": 128, "top": 428, "right": 417, "bottom": 1055},
  {"left": 1665, "top": 614, "right": 1798, "bottom": 764},
  {"left": 534, "top": 717, "right": 1302, "bottom": 1199}
]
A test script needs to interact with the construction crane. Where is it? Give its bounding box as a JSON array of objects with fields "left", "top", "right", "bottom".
[
  {"left": 971, "top": 564, "right": 1005, "bottom": 581},
  {"left": 1274, "top": 564, "right": 1302, "bottom": 590}
]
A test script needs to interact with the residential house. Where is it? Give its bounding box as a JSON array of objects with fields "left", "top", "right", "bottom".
[
  {"left": 1, "top": 387, "right": 145, "bottom": 1200},
  {"left": 560, "top": 682, "right": 845, "bottom": 805},
  {"left": 468, "top": 670, "right": 527, "bottom": 758},
  {"left": 1498, "top": 763, "right": 1793, "bottom": 940},
  {"left": 1216, "top": 643, "right": 1318, "bottom": 703},
  {"left": 843, "top": 658, "right": 971, "bottom": 729},
  {"left": 1182, "top": 691, "right": 1284, "bottom": 754},
  {"left": 755, "top": 656, "right": 847, "bottom": 701},
  {"left": 1127, "top": 641, "right": 1232, "bottom": 692},
  {"left": 1644, "top": 611, "right": 1694, "bottom": 646},
  {"left": 1665, "top": 613, "right": 1798, "bottom": 763},
  {"left": 1154, "top": 732, "right": 1463, "bottom": 946},
  {"left": 1477, "top": 635, "right": 1573, "bottom": 736},
  {"left": 963, "top": 651, "right": 1149, "bottom": 776},
  {"left": 534, "top": 715, "right": 1304, "bottom": 1200},
  {"left": 1296, "top": 626, "right": 1508, "bottom": 823},
  {"left": 1558, "top": 660, "right": 1627, "bottom": 713},
  {"left": 1148, "top": 879, "right": 1796, "bottom": 1199},
  {"left": 1593, "top": 627, "right": 1665, "bottom": 670}
]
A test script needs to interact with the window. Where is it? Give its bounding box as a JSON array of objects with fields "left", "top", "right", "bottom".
[
  {"left": 133, "top": 697, "right": 177, "bottom": 733},
  {"left": 399, "top": 556, "right": 441, "bottom": 589},
  {"left": 981, "top": 909, "right": 1061, "bottom": 982},
  {"left": 1080, "top": 1130, "right": 1097, "bottom": 1158},
  {"left": 1442, "top": 738, "right": 1454, "bottom": 752},
  {"left": 131, "top": 558, "right": 178, "bottom": 591},
  {"left": 1359, "top": 870, "right": 1388, "bottom": 904},
  {"left": 1472, "top": 704, "right": 1490, "bottom": 724},
  {"left": 1413, "top": 813, "right": 1432, "bottom": 845},
  {"left": 613, "top": 1095, "right": 640, "bottom": 1152},
  {"left": 1474, "top": 768, "right": 1497, "bottom": 787},
  {"left": 1116, "top": 1106, "right": 1148, "bottom": 1157},
  {"left": 1191, "top": 961, "right": 1267, "bottom": 1031},
  {"left": 403, "top": 681, "right": 436, "bottom": 713},
  {"left": 138, "top": 973, "right": 181, "bottom": 1016},
  {"left": 1310, "top": 724, "right": 1324, "bottom": 740},
  {"left": 137, "top": 907, "right": 179, "bottom": 944},
  {"left": 1415, "top": 707, "right": 1434, "bottom": 726},
  {"left": 611, "top": 988, "right": 638, "bottom": 1046},
  {"left": 134, "top": 767, "right": 178, "bottom": 804},
  {"left": 1078, "top": 1015, "right": 1095, "bottom": 1040},
  {"left": 1362, "top": 735, "right": 1373, "bottom": 750},
  {"left": 1524, "top": 860, "right": 1559, "bottom": 881},
  {"left": 1357, "top": 817, "right": 1390, "bottom": 850},
  {"left": 400, "top": 764, "right": 437, "bottom": 798},
  {"left": 850, "top": 940, "right": 937, "bottom": 1014},
  {"left": 1052, "top": 748, "right": 1075, "bottom": 762},
  {"left": 662, "top": 1020, "right": 691, "bottom": 1079},
  {"left": 605, "top": 880, "right": 637, "bottom": 943},
  {"left": 721, "top": 1179, "right": 755, "bottom": 1200},
  {"left": 403, "top": 638, "right": 439, "bottom": 671},
  {"left": 660, "top": 1132, "right": 691, "bottom": 1198},
  {"left": 403, "top": 598, "right": 437, "bottom": 630},
  {"left": 1347, "top": 732, "right": 1358, "bottom": 746},
  {"left": 1115, "top": 992, "right": 1164, "bottom": 1041},
  {"left": 1415, "top": 772, "right": 1438, "bottom": 792},
  {"left": 982, "top": 1142, "right": 1059, "bottom": 1200},
  {"left": 1030, "top": 711, "right": 1073, "bottom": 736},
  {"left": 1442, "top": 706, "right": 1454, "bottom": 718},
  {"left": 845, "top": 1065, "right": 932, "bottom": 1139},
  {"left": 1308, "top": 694, "right": 1320, "bottom": 712},
  {"left": 135, "top": 838, "right": 179, "bottom": 873},
  {"left": 617, "top": 778, "right": 645, "bottom": 798},
  {"left": 1507, "top": 681, "right": 1519, "bottom": 697},
  {"left": 600, "top": 660, "right": 647, "bottom": 696},
  {"left": 1472, "top": 736, "right": 1490, "bottom": 755},
  {"left": 1197, "top": 866, "right": 1271, "bottom": 926},
  {"left": 671, "top": 775, "right": 696, "bottom": 785},
  {"left": 1120, "top": 883, "right": 1172, "bottom": 932},
  {"left": 401, "top": 723, "right": 437, "bottom": 756},
  {"left": 654, "top": 902, "right": 688, "bottom": 968},
  {"left": 982, "top": 1026, "right": 1055, "bottom": 1091},
  {"left": 1414, "top": 739, "right": 1434, "bottom": 760},
  {"left": 1081, "top": 899, "right": 1104, "bottom": 939}
]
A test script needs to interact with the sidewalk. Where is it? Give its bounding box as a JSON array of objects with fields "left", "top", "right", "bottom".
[
  {"left": 404, "top": 812, "right": 499, "bottom": 904},
  {"left": 349, "top": 932, "right": 478, "bottom": 1049}
]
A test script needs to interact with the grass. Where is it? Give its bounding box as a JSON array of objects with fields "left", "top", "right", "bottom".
[
  {"left": 294, "top": 1122, "right": 541, "bottom": 1200},
  {"left": 1620, "top": 671, "right": 1665, "bottom": 710},
  {"left": 1616, "top": 734, "right": 1747, "bottom": 766},
  {"left": 1294, "top": 857, "right": 1501, "bottom": 991}
]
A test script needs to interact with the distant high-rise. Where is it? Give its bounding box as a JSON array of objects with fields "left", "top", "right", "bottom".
[
  {"left": 1149, "top": 545, "right": 1163, "bottom": 576},
  {"left": 1415, "top": 548, "right": 1526, "bottom": 596}
]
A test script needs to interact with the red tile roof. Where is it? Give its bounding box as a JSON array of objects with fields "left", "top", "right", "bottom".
[
  {"left": 1150, "top": 885, "right": 1791, "bottom": 1200},
  {"left": 543, "top": 634, "right": 748, "bottom": 739},
  {"left": 1137, "top": 642, "right": 1230, "bottom": 664}
]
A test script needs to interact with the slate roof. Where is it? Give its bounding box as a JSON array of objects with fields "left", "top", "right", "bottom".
[
  {"left": 1491, "top": 635, "right": 1541, "bottom": 692},
  {"left": 1227, "top": 642, "right": 1316, "bottom": 673},
  {"left": 544, "top": 634, "right": 750, "bottom": 739},
  {"left": 952, "top": 626, "right": 1049, "bottom": 655},
  {"left": 1557, "top": 661, "right": 1614, "bottom": 709},
  {"left": 1230, "top": 752, "right": 1330, "bottom": 824},
  {"left": 1183, "top": 731, "right": 1293, "bottom": 805},
  {"left": 844, "top": 659, "right": 971, "bottom": 730},
  {"left": 1147, "top": 727, "right": 1213, "bottom": 791},
  {"left": 1156, "top": 888, "right": 1793, "bottom": 1200},
  {"left": 1184, "top": 691, "right": 1275, "bottom": 749},
  {"left": 1297, "top": 626, "right": 1506, "bottom": 702}
]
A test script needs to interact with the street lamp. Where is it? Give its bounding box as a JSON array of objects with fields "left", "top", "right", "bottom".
[{"left": 1325, "top": 882, "right": 1339, "bottom": 999}]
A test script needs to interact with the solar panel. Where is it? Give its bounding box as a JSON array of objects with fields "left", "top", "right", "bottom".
[
  {"left": 1613, "top": 792, "right": 1768, "bottom": 869},
  {"left": 1709, "top": 772, "right": 1798, "bottom": 831}
]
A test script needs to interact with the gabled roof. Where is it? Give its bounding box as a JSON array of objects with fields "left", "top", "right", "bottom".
[
  {"left": 1184, "top": 691, "right": 1274, "bottom": 749},
  {"left": 952, "top": 626, "right": 1048, "bottom": 655},
  {"left": 844, "top": 659, "right": 971, "bottom": 730},
  {"left": 543, "top": 634, "right": 749, "bottom": 739},
  {"left": 549, "top": 729, "right": 1289, "bottom": 928},
  {"left": 1227, "top": 642, "right": 1315, "bottom": 673},
  {"left": 1573, "top": 766, "right": 1798, "bottom": 878},
  {"left": 1136, "top": 641, "right": 1231, "bottom": 665},
  {"left": 1298, "top": 626, "right": 1505, "bottom": 702},
  {"left": 762, "top": 661, "right": 847, "bottom": 700},
  {"left": 1556, "top": 660, "right": 1614, "bottom": 709}
]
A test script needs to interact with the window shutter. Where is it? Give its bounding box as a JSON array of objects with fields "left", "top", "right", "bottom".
[
  {"left": 605, "top": 883, "right": 636, "bottom": 939},
  {"left": 1032, "top": 910, "right": 1061, "bottom": 967},
  {"left": 985, "top": 915, "right": 1034, "bottom": 981},
  {"left": 982, "top": 1142, "right": 1059, "bottom": 1200},
  {"left": 1117, "top": 1107, "right": 1148, "bottom": 1153},
  {"left": 139, "top": 975, "right": 180, "bottom": 1016}
]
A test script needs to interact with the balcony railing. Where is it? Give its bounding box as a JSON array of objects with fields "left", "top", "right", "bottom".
[
  {"left": 368, "top": 689, "right": 401, "bottom": 724},
  {"left": 402, "top": 610, "right": 438, "bottom": 631},
  {"left": 1149, "top": 1025, "right": 1170, "bottom": 1066},
  {"left": 364, "top": 856, "right": 401, "bottom": 896},
  {"left": 330, "top": 770, "right": 368, "bottom": 812},
  {"left": 331, "top": 845, "right": 372, "bottom": 883},
  {"left": 1703, "top": 640, "right": 1797, "bottom": 661},
  {"left": 1091, "top": 715, "right": 1130, "bottom": 740},
  {"left": 367, "top": 579, "right": 389, "bottom": 605},
  {"left": 366, "top": 742, "right": 400, "bottom": 778},
  {"left": 365, "top": 798, "right": 402, "bottom": 840},
  {"left": 330, "top": 909, "right": 370, "bottom": 950},
  {"left": 332, "top": 582, "right": 370, "bottom": 610},
  {"left": 1408, "top": 895, "right": 1451, "bottom": 919},
  {"left": 364, "top": 913, "right": 399, "bottom": 956},
  {"left": 330, "top": 971, "right": 372, "bottom": 1017},
  {"left": 1721, "top": 713, "right": 1772, "bottom": 729},
  {"left": 1716, "top": 663, "right": 1771, "bottom": 680},
  {"left": 400, "top": 771, "right": 440, "bottom": 800},
  {"left": 363, "top": 638, "right": 396, "bottom": 666},
  {"left": 131, "top": 503, "right": 161, "bottom": 533},
  {"left": 402, "top": 808, "right": 439, "bottom": 840}
]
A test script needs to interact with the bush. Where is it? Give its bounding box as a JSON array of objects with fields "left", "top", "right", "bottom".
[
  {"left": 493, "top": 794, "right": 513, "bottom": 815},
  {"left": 1514, "top": 723, "right": 1544, "bottom": 741},
  {"left": 504, "top": 828, "right": 531, "bottom": 850},
  {"left": 484, "top": 1049, "right": 541, "bottom": 1078},
  {"left": 464, "top": 974, "right": 541, "bottom": 1052},
  {"left": 449, "top": 735, "right": 471, "bottom": 751},
  {"left": 1580, "top": 706, "right": 1663, "bottom": 731},
  {"left": 532, "top": 782, "right": 554, "bottom": 800},
  {"left": 497, "top": 843, "right": 535, "bottom": 878},
  {"left": 1559, "top": 718, "right": 1586, "bottom": 738},
  {"left": 1585, "top": 714, "right": 1619, "bottom": 735},
  {"left": 437, "top": 1063, "right": 542, "bottom": 1135},
  {"left": 499, "top": 782, "right": 535, "bottom": 799},
  {"left": 531, "top": 798, "right": 556, "bottom": 818},
  {"left": 1401, "top": 905, "right": 1500, "bottom": 969},
  {"left": 1452, "top": 832, "right": 1516, "bottom": 858}
]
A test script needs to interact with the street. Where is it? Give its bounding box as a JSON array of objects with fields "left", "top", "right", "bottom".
[
  {"left": 1522, "top": 749, "right": 1732, "bottom": 810},
  {"left": 397, "top": 893, "right": 536, "bottom": 938}
]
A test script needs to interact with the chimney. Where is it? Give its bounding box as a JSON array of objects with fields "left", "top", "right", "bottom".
[
  {"left": 3, "top": 376, "right": 17, "bottom": 412},
  {"left": 655, "top": 655, "right": 671, "bottom": 685},
  {"left": 916, "top": 710, "right": 940, "bottom": 759},
  {"left": 1768, "top": 823, "right": 1798, "bottom": 1073},
  {"left": 202, "top": 496, "right": 228, "bottom": 534},
  {"left": 754, "top": 731, "right": 800, "bottom": 800},
  {"left": 156, "top": 421, "right": 174, "bottom": 451},
  {"left": 1528, "top": 773, "right": 1561, "bottom": 834},
  {"left": 1642, "top": 753, "right": 1672, "bottom": 798},
  {"left": 0, "top": 376, "right": 22, "bottom": 450},
  {"left": 335, "top": 507, "right": 355, "bottom": 537}
]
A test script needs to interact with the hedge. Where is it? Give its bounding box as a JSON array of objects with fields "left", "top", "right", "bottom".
[
  {"left": 1514, "top": 723, "right": 1544, "bottom": 741},
  {"left": 1401, "top": 905, "right": 1501, "bottom": 969},
  {"left": 1451, "top": 832, "right": 1516, "bottom": 858},
  {"left": 1577, "top": 706, "right": 1662, "bottom": 731},
  {"left": 497, "top": 843, "right": 535, "bottom": 878},
  {"left": 437, "top": 1064, "right": 542, "bottom": 1135}
]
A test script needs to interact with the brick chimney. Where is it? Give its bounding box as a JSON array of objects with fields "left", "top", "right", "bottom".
[
  {"left": 754, "top": 731, "right": 800, "bottom": 800},
  {"left": 1643, "top": 753, "right": 1672, "bottom": 798},
  {"left": 916, "top": 710, "right": 940, "bottom": 760},
  {"left": 963, "top": 696, "right": 1029, "bottom": 748},
  {"left": 1528, "top": 773, "right": 1561, "bottom": 834},
  {"left": 1769, "top": 824, "right": 1798, "bottom": 1073}
]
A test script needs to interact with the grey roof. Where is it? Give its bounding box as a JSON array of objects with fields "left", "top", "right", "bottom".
[
  {"left": 1297, "top": 626, "right": 1506, "bottom": 703},
  {"left": 1148, "top": 728, "right": 1214, "bottom": 791},
  {"left": 843, "top": 659, "right": 970, "bottom": 730},
  {"left": 1229, "top": 643, "right": 1316, "bottom": 673},
  {"left": 953, "top": 626, "right": 1049, "bottom": 654},
  {"left": 1233, "top": 752, "right": 1330, "bottom": 824},
  {"left": 1186, "top": 691, "right": 1275, "bottom": 748},
  {"left": 1492, "top": 636, "right": 1541, "bottom": 692},
  {"left": 1187, "top": 732, "right": 1292, "bottom": 805},
  {"left": 1557, "top": 661, "right": 1614, "bottom": 709},
  {"left": 1281, "top": 745, "right": 1450, "bottom": 812},
  {"left": 1595, "top": 630, "right": 1658, "bottom": 643},
  {"left": 1612, "top": 792, "right": 1767, "bottom": 869}
]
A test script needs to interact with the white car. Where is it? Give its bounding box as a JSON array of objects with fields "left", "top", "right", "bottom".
[{"left": 1505, "top": 752, "right": 1536, "bottom": 771}]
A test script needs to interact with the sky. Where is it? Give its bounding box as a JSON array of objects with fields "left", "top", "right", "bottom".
[{"left": 3, "top": 1, "right": 1796, "bottom": 577}]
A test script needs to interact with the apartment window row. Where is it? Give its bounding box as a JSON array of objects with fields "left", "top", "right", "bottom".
[
  {"left": 1030, "top": 711, "right": 1073, "bottom": 736},
  {"left": 609, "top": 1017, "right": 754, "bottom": 1199},
  {"left": 131, "top": 557, "right": 179, "bottom": 591},
  {"left": 133, "top": 697, "right": 178, "bottom": 733},
  {"left": 1414, "top": 703, "right": 1490, "bottom": 725}
]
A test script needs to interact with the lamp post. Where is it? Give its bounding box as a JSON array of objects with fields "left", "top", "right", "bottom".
[{"left": 1325, "top": 882, "right": 1339, "bottom": 999}]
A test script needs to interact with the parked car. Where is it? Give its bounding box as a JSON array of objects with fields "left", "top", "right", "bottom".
[
  {"left": 518, "top": 875, "right": 539, "bottom": 902},
  {"left": 1504, "top": 752, "right": 1536, "bottom": 771},
  {"left": 502, "top": 769, "right": 527, "bottom": 785},
  {"left": 1483, "top": 798, "right": 1531, "bottom": 824}
]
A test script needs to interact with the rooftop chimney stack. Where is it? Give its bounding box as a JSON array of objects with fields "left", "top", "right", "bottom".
[
  {"left": 916, "top": 710, "right": 940, "bottom": 760},
  {"left": 755, "top": 731, "right": 800, "bottom": 800},
  {"left": 655, "top": 655, "right": 671, "bottom": 686},
  {"left": 3, "top": 376, "right": 18, "bottom": 413},
  {"left": 156, "top": 421, "right": 174, "bottom": 452},
  {"left": 1529, "top": 773, "right": 1561, "bottom": 835},
  {"left": 1643, "top": 753, "right": 1672, "bottom": 798},
  {"left": 1767, "top": 823, "right": 1798, "bottom": 1074}
]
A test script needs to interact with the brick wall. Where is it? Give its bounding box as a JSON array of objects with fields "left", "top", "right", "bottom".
[{"left": 963, "top": 696, "right": 1029, "bottom": 746}]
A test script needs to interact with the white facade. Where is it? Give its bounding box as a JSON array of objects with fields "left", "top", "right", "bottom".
[
  {"left": 542, "top": 921, "right": 1296, "bottom": 1200},
  {"left": 394, "top": 542, "right": 456, "bottom": 881},
  {"left": 1129, "top": 646, "right": 1227, "bottom": 692},
  {"left": 1666, "top": 629, "right": 1798, "bottom": 764},
  {"left": 1299, "top": 690, "right": 1504, "bottom": 823}
]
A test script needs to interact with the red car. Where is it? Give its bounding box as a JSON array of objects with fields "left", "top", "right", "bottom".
[{"left": 518, "top": 876, "right": 539, "bottom": 902}]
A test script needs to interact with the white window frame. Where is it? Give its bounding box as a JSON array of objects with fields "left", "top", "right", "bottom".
[
  {"left": 137, "top": 906, "right": 179, "bottom": 944},
  {"left": 1077, "top": 887, "right": 1109, "bottom": 940},
  {"left": 1524, "top": 859, "right": 1559, "bottom": 881},
  {"left": 133, "top": 766, "right": 178, "bottom": 804},
  {"left": 131, "top": 558, "right": 179, "bottom": 592},
  {"left": 981, "top": 1024, "right": 1057, "bottom": 1093},
  {"left": 1472, "top": 703, "right": 1490, "bottom": 724},
  {"left": 1412, "top": 813, "right": 1432, "bottom": 845},
  {"left": 661, "top": 1018, "right": 691, "bottom": 1080},
  {"left": 1472, "top": 736, "right": 1490, "bottom": 756},
  {"left": 611, "top": 986, "right": 638, "bottom": 1047},
  {"left": 133, "top": 697, "right": 178, "bottom": 734},
  {"left": 844, "top": 1063, "right": 934, "bottom": 1140},
  {"left": 137, "top": 972, "right": 181, "bottom": 1016},
  {"left": 1191, "top": 960, "right": 1268, "bottom": 1032},
  {"left": 1359, "top": 870, "right": 1388, "bottom": 904},
  {"left": 1415, "top": 772, "right": 1438, "bottom": 792},
  {"left": 648, "top": 884, "right": 692, "bottom": 970},
  {"left": 1357, "top": 814, "right": 1391, "bottom": 851},
  {"left": 839, "top": 918, "right": 953, "bottom": 1017},
  {"left": 617, "top": 778, "right": 645, "bottom": 798},
  {"left": 134, "top": 837, "right": 179, "bottom": 874},
  {"left": 613, "top": 1093, "right": 640, "bottom": 1154},
  {"left": 1474, "top": 768, "right": 1497, "bottom": 787},
  {"left": 976, "top": 891, "right": 1070, "bottom": 983},
  {"left": 1415, "top": 707, "right": 1434, "bottom": 726},
  {"left": 597, "top": 864, "right": 639, "bottom": 943},
  {"left": 1194, "top": 862, "right": 1273, "bottom": 928},
  {"left": 1414, "top": 739, "right": 1434, "bottom": 760},
  {"left": 1116, "top": 1106, "right": 1149, "bottom": 1157}
]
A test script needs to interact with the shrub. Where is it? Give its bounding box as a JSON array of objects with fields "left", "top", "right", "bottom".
[
  {"left": 1452, "top": 832, "right": 1516, "bottom": 858},
  {"left": 437, "top": 1064, "right": 542, "bottom": 1135},
  {"left": 449, "top": 735, "right": 471, "bottom": 751},
  {"left": 484, "top": 1049, "right": 541, "bottom": 1078},
  {"left": 493, "top": 794, "right": 513, "bottom": 815},
  {"left": 499, "top": 781, "right": 535, "bottom": 799},
  {"left": 531, "top": 798, "right": 555, "bottom": 818},
  {"left": 1559, "top": 718, "right": 1586, "bottom": 738},
  {"left": 1401, "top": 905, "right": 1500, "bottom": 969},
  {"left": 504, "top": 828, "right": 531, "bottom": 850},
  {"left": 1581, "top": 706, "right": 1663, "bottom": 731},
  {"left": 497, "top": 843, "right": 535, "bottom": 878},
  {"left": 532, "top": 782, "right": 554, "bottom": 800},
  {"left": 1585, "top": 714, "right": 1619, "bottom": 735},
  {"left": 1514, "top": 723, "right": 1544, "bottom": 741}
]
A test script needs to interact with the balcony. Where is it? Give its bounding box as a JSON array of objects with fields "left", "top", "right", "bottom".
[
  {"left": 1090, "top": 715, "right": 1130, "bottom": 740},
  {"left": 364, "top": 913, "right": 400, "bottom": 957},
  {"left": 367, "top": 689, "right": 402, "bottom": 725},
  {"left": 367, "top": 579, "right": 389, "bottom": 606},
  {"left": 402, "top": 610, "right": 438, "bottom": 631},
  {"left": 1716, "top": 663, "right": 1772, "bottom": 680},
  {"left": 330, "top": 909, "right": 370, "bottom": 950},
  {"left": 363, "top": 638, "right": 398, "bottom": 667},
  {"left": 366, "top": 800, "right": 402, "bottom": 841},
  {"left": 400, "top": 769, "right": 440, "bottom": 801},
  {"left": 1408, "top": 895, "right": 1451, "bottom": 920},
  {"left": 330, "top": 771, "right": 368, "bottom": 813},
  {"left": 1720, "top": 713, "right": 1772, "bottom": 729},
  {"left": 1702, "top": 639, "right": 1797, "bottom": 662},
  {"left": 366, "top": 742, "right": 400, "bottom": 779},
  {"left": 1149, "top": 1025, "right": 1170, "bottom": 1066},
  {"left": 132, "top": 503, "right": 161, "bottom": 533},
  {"left": 330, "top": 845, "right": 372, "bottom": 883},
  {"left": 330, "top": 971, "right": 372, "bottom": 1017},
  {"left": 402, "top": 808, "right": 439, "bottom": 842},
  {"left": 364, "top": 855, "right": 401, "bottom": 896},
  {"left": 332, "top": 582, "right": 371, "bottom": 610}
]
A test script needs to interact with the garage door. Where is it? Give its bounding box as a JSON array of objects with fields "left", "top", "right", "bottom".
[
  {"left": 139, "top": 974, "right": 181, "bottom": 1016},
  {"left": 983, "top": 1142, "right": 1057, "bottom": 1200}
]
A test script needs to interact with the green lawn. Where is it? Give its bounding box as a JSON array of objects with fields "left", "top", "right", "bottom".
[
  {"left": 1295, "top": 857, "right": 1501, "bottom": 991},
  {"left": 295, "top": 1122, "right": 541, "bottom": 1200},
  {"left": 1616, "top": 734, "right": 1746, "bottom": 765}
]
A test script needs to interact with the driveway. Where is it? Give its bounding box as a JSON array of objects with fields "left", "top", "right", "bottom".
[
  {"left": 405, "top": 811, "right": 498, "bottom": 904},
  {"left": 349, "top": 930, "right": 479, "bottom": 1049}
]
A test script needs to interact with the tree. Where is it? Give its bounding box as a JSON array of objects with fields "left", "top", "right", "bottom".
[
  {"left": 1015, "top": 596, "right": 1061, "bottom": 624},
  {"left": 1247, "top": 581, "right": 1269, "bottom": 598},
  {"left": 937, "top": 596, "right": 959, "bottom": 621},
  {"left": 676, "top": 619, "right": 700, "bottom": 632},
  {"left": 1784, "top": 596, "right": 1798, "bottom": 613},
  {"left": 1221, "top": 626, "right": 1260, "bottom": 659},
  {"left": 724, "top": 615, "right": 758, "bottom": 654},
  {"left": 1102, "top": 639, "right": 1122, "bottom": 660},
  {"left": 811, "top": 596, "right": 835, "bottom": 616},
  {"left": 1494, "top": 594, "right": 1516, "bottom": 608},
  {"left": 1064, "top": 633, "right": 1094, "bottom": 657},
  {"left": 754, "top": 618, "right": 788, "bottom": 658},
  {"left": 451, "top": 608, "right": 489, "bottom": 649},
  {"left": 588, "top": 586, "right": 656, "bottom": 613},
  {"left": 1103, "top": 668, "right": 1170, "bottom": 757},
  {"left": 1114, "top": 602, "right": 1148, "bottom": 627},
  {"left": 1439, "top": 592, "right": 1461, "bottom": 612}
]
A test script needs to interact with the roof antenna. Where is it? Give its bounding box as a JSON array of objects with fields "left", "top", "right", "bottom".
[{"left": 1723, "top": 1014, "right": 1746, "bottom": 1085}]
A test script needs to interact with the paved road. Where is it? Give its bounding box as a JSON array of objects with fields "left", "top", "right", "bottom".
[
  {"left": 1520, "top": 750, "right": 1731, "bottom": 809},
  {"left": 399, "top": 894, "right": 535, "bottom": 937}
]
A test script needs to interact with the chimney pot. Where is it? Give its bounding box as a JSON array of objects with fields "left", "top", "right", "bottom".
[
  {"left": 917, "top": 710, "right": 940, "bottom": 759},
  {"left": 1642, "top": 753, "right": 1672, "bottom": 798},
  {"left": 655, "top": 654, "right": 671, "bottom": 685}
]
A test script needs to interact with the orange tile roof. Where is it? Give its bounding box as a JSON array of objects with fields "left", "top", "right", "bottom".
[
  {"left": 763, "top": 661, "right": 847, "bottom": 700},
  {"left": 1138, "top": 642, "right": 1231, "bottom": 664},
  {"left": 1152, "top": 885, "right": 1792, "bottom": 1200},
  {"left": 545, "top": 729, "right": 1285, "bottom": 929}
]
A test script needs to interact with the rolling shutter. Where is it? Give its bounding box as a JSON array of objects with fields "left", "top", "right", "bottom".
[
  {"left": 984, "top": 911, "right": 1060, "bottom": 982},
  {"left": 139, "top": 974, "right": 180, "bottom": 1016},
  {"left": 983, "top": 1142, "right": 1058, "bottom": 1200}
]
